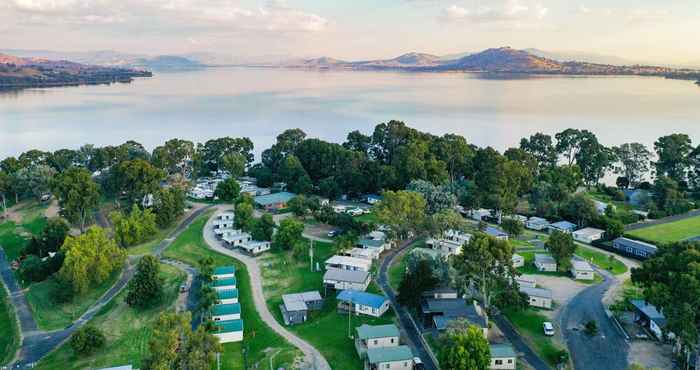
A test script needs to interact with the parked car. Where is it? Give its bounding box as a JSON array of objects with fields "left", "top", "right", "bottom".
[
  {"left": 327, "top": 230, "right": 339, "bottom": 238},
  {"left": 413, "top": 357, "right": 424, "bottom": 370},
  {"left": 180, "top": 284, "right": 188, "bottom": 293},
  {"left": 543, "top": 322, "right": 555, "bottom": 336},
  {"left": 347, "top": 208, "right": 364, "bottom": 216}
]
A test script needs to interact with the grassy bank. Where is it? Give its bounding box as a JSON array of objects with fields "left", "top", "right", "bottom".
[
  {"left": 575, "top": 245, "right": 627, "bottom": 275},
  {"left": 387, "top": 239, "right": 424, "bottom": 290},
  {"left": 0, "top": 287, "right": 19, "bottom": 366},
  {"left": 162, "top": 211, "right": 300, "bottom": 370},
  {"left": 35, "top": 263, "right": 185, "bottom": 369},
  {"left": 503, "top": 308, "right": 564, "bottom": 366},
  {"left": 26, "top": 269, "right": 122, "bottom": 331},
  {"left": 0, "top": 202, "right": 49, "bottom": 261}
]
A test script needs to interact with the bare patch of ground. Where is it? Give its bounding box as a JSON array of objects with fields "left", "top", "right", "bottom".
[
  {"left": 303, "top": 223, "right": 334, "bottom": 240},
  {"left": 43, "top": 200, "right": 59, "bottom": 219},
  {"left": 628, "top": 341, "right": 674, "bottom": 370},
  {"left": 521, "top": 273, "right": 589, "bottom": 319}
]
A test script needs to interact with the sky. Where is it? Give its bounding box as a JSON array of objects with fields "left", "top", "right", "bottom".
[{"left": 0, "top": 0, "right": 698, "bottom": 65}]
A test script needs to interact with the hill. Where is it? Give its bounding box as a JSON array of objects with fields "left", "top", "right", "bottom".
[{"left": 0, "top": 53, "right": 152, "bottom": 89}]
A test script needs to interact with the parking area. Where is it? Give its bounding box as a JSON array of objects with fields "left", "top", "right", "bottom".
[
  {"left": 304, "top": 223, "right": 336, "bottom": 240},
  {"left": 521, "top": 274, "right": 588, "bottom": 319},
  {"left": 628, "top": 341, "right": 674, "bottom": 370}
]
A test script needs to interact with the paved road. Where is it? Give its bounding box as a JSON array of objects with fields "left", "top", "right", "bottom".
[
  {"left": 203, "top": 206, "right": 331, "bottom": 370},
  {"left": 1, "top": 204, "right": 212, "bottom": 368},
  {"left": 376, "top": 239, "right": 439, "bottom": 370},
  {"left": 558, "top": 264, "right": 629, "bottom": 370}
]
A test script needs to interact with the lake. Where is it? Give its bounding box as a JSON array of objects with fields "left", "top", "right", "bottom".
[{"left": 1, "top": 67, "right": 699, "bottom": 159}]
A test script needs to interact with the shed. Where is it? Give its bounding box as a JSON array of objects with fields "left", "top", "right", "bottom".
[
  {"left": 213, "top": 266, "right": 236, "bottom": 280},
  {"left": 630, "top": 299, "right": 668, "bottom": 339},
  {"left": 355, "top": 324, "right": 400, "bottom": 357},
  {"left": 572, "top": 227, "right": 605, "bottom": 244},
  {"left": 323, "top": 268, "right": 371, "bottom": 292},
  {"left": 217, "top": 289, "right": 239, "bottom": 304},
  {"left": 485, "top": 226, "right": 509, "bottom": 240},
  {"left": 512, "top": 253, "right": 525, "bottom": 268},
  {"left": 212, "top": 303, "right": 241, "bottom": 321},
  {"left": 254, "top": 192, "right": 296, "bottom": 211},
  {"left": 534, "top": 254, "right": 557, "bottom": 272},
  {"left": 570, "top": 260, "right": 595, "bottom": 281},
  {"left": 239, "top": 240, "right": 271, "bottom": 256},
  {"left": 548, "top": 221, "right": 577, "bottom": 234},
  {"left": 213, "top": 319, "right": 244, "bottom": 343},
  {"left": 325, "top": 255, "right": 372, "bottom": 272},
  {"left": 365, "top": 346, "right": 414, "bottom": 370},
  {"left": 280, "top": 291, "right": 324, "bottom": 325},
  {"left": 337, "top": 290, "right": 390, "bottom": 317},
  {"left": 525, "top": 217, "right": 550, "bottom": 231},
  {"left": 519, "top": 286, "right": 553, "bottom": 309},
  {"left": 490, "top": 344, "right": 517, "bottom": 370}
]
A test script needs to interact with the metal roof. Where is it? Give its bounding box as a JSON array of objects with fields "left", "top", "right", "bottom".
[
  {"left": 323, "top": 268, "right": 370, "bottom": 284},
  {"left": 422, "top": 298, "right": 488, "bottom": 329},
  {"left": 573, "top": 227, "right": 605, "bottom": 238},
  {"left": 213, "top": 303, "right": 241, "bottom": 316},
  {"left": 519, "top": 286, "right": 553, "bottom": 299},
  {"left": 630, "top": 299, "right": 666, "bottom": 326},
  {"left": 549, "top": 221, "right": 577, "bottom": 231},
  {"left": 254, "top": 192, "right": 296, "bottom": 206},
  {"left": 490, "top": 344, "right": 517, "bottom": 358},
  {"left": 535, "top": 254, "right": 556, "bottom": 265},
  {"left": 337, "top": 290, "right": 387, "bottom": 309},
  {"left": 613, "top": 237, "right": 658, "bottom": 254},
  {"left": 325, "top": 255, "right": 372, "bottom": 269},
  {"left": 356, "top": 324, "right": 400, "bottom": 340},
  {"left": 212, "top": 277, "right": 236, "bottom": 287},
  {"left": 571, "top": 260, "right": 595, "bottom": 272},
  {"left": 214, "top": 266, "right": 236, "bottom": 275},
  {"left": 282, "top": 291, "right": 323, "bottom": 311},
  {"left": 217, "top": 289, "right": 239, "bottom": 299},
  {"left": 215, "top": 319, "right": 244, "bottom": 333},
  {"left": 366, "top": 345, "right": 413, "bottom": 364}
]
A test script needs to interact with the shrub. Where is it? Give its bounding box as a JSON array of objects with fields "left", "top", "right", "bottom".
[{"left": 69, "top": 325, "right": 106, "bottom": 356}]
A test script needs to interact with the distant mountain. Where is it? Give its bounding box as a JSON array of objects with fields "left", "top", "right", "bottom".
[
  {"left": 275, "top": 47, "right": 700, "bottom": 84},
  {"left": 524, "top": 48, "right": 637, "bottom": 66},
  {"left": 0, "top": 53, "right": 151, "bottom": 89},
  {"left": 0, "top": 49, "right": 204, "bottom": 71},
  {"left": 127, "top": 55, "right": 205, "bottom": 71}
]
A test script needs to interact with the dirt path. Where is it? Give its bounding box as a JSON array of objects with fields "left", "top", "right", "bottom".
[
  {"left": 203, "top": 205, "right": 331, "bottom": 370},
  {"left": 43, "top": 200, "right": 59, "bottom": 219}
]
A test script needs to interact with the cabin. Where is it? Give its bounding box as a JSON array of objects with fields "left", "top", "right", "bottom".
[
  {"left": 485, "top": 226, "right": 509, "bottom": 240},
  {"left": 630, "top": 299, "right": 668, "bottom": 340},
  {"left": 217, "top": 289, "right": 239, "bottom": 304},
  {"left": 422, "top": 287, "right": 459, "bottom": 300},
  {"left": 355, "top": 324, "right": 400, "bottom": 358},
  {"left": 364, "top": 194, "right": 383, "bottom": 205},
  {"left": 239, "top": 240, "right": 271, "bottom": 256},
  {"left": 346, "top": 247, "right": 380, "bottom": 260},
  {"left": 337, "top": 290, "right": 390, "bottom": 318},
  {"left": 254, "top": 191, "right": 296, "bottom": 211},
  {"left": 213, "top": 218, "right": 234, "bottom": 229},
  {"left": 323, "top": 268, "right": 372, "bottom": 292},
  {"left": 468, "top": 208, "right": 492, "bottom": 221},
  {"left": 512, "top": 253, "right": 525, "bottom": 268},
  {"left": 280, "top": 291, "right": 324, "bottom": 325},
  {"left": 212, "top": 303, "right": 241, "bottom": 321},
  {"left": 213, "top": 319, "right": 244, "bottom": 343},
  {"left": 213, "top": 266, "right": 236, "bottom": 280},
  {"left": 211, "top": 277, "right": 236, "bottom": 291},
  {"left": 548, "top": 221, "right": 577, "bottom": 234},
  {"left": 421, "top": 298, "right": 488, "bottom": 336},
  {"left": 519, "top": 286, "right": 553, "bottom": 309},
  {"left": 570, "top": 260, "right": 595, "bottom": 281},
  {"left": 525, "top": 217, "right": 550, "bottom": 231},
  {"left": 426, "top": 238, "right": 464, "bottom": 257},
  {"left": 490, "top": 344, "right": 517, "bottom": 370},
  {"left": 515, "top": 276, "right": 536, "bottom": 288},
  {"left": 534, "top": 254, "right": 557, "bottom": 272},
  {"left": 222, "top": 231, "right": 252, "bottom": 247},
  {"left": 365, "top": 346, "right": 414, "bottom": 370},
  {"left": 325, "top": 255, "right": 372, "bottom": 272},
  {"left": 612, "top": 237, "right": 658, "bottom": 259},
  {"left": 219, "top": 212, "right": 234, "bottom": 221},
  {"left": 572, "top": 227, "right": 605, "bottom": 244}
]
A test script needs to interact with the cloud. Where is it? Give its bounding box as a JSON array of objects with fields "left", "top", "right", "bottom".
[
  {"left": 626, "top": 9, "right": 671, "bottom": 23},
  {"left": 7, "top": 0, "right": 328, "bottom": 30},
  {"left": 440, "top": 0, "right": 548, "bottom": 23}
]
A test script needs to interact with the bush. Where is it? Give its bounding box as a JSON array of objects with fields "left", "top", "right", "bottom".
[
  {"left": 50, "top": 277, "right": 74, "bottom": 304},
  {"left": 19, "top": 255, "right": 48, "bottom": 283},
  {"left": 70, "top": 325, "right": 106, "bottom": 356}
]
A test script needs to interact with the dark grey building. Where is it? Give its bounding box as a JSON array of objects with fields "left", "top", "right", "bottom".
[
  {"left": 280, "top": 291, "right": 324, "bottom": 325},
  {"left": 612, "top": 237, "right": 658, "bottom": 259}
]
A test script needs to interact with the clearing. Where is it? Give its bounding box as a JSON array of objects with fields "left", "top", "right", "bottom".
[{"left": 626, "top": 215, "right": 700, "bottom": 244}]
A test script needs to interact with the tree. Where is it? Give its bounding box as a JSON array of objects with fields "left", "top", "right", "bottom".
[
  {"left": 375, "top": 190, "right": 427, "bottom": 240},
  {"left": 51, "top": 167, "right": 100, "bottom": 231},
  {"left": 438, "top": 321, "right": 491, "bottom": 370},
  {"left": 69, "top": 325, "right": 106, "bottom": 356},
  {"left": 0, "top": 171, "right": 9, "bottom": 217},
  {"left": 221, "top": 152, "right": 247, "bottom": 177},
  {"left": 114, "top": 159, "right": 166, "bottom": 206},
  {"left": 200, "top": 137, "right": 254, "bottom": 174},
  {"left": 24, "top": 217, "right": 70, "bottom": 257},
  {"left": 234, "top": 202, "right": 254, "bottom": 231},
  {"left": 397, "top": 259, "right": 439, "bottom": 310},
  {"left": 406, "top": 179, "right": 457, "bottom": 215},
  {"left": 520, "top": 133, "right": 558, "bottom": 171},
  {"left": 501, "top": 219, "right": 524, "bottom": 238},
  {"left": 584, "top": 320, "right": 598, "bottom": 336},
  {"left": 19, "top": 255, "right": 46, "bottom": 283},
  {"left": 473, "top": 148, "right": 531, "bottom": 221},
  {"left": 654, "top": 134, "right": 692, "bottom": 183},
  {"left": 613, "top": 143, "right": 652, "bottom": 188},
  {"left": 453, "top": 233, "right": 518, "bottom": 312},
  {"left": 546, "top": 231, "right": 576, "bottom": 272},
  {"left": 111, "top": 204, "right": 158, "bottom": 247},
  {"left": 556, "top": 128, "right": 588, "bottom": 166},
  {"left": 59, "top": 226, "right": 126, "bottom": 294},
  {"left": 273, "top": 218, "right": 304, "bottom": 250},
  {"left": 651, "top": 176, "right": 692, "bottom": 217},
  {"left": 632, "top": 242, "right": 700, "bottom": 355},
  {"left": 15, "top": 164, "right": 56, "bottom": 200},
  {"left": 153, "top": 187, "right": 186, "bottom": 228},
  {"left": 288, "top": 195, "right": 309, "bottom": 217},
  {"left": 151, "top": 138, "right": 195, "bottom": 176},
  {"left": 198, "top": 256, "right": 214, "bottom": 284},
  {"left": 576, "top": 137, "right": 614, "bottom": 186},
  {"left": 126, "top": 255, "right": 164, "bottom": 308},
  {"left": 214, "top": 177, "right": 241, "bottom": 202},
  {"left": 251, "top": 213, "right": 275, "bottom": 241},
  {"left": 432, "top": 133, "right": 475, "bottom": 183},
  {"left": 343, "top": 130, "right": 372, "bottom": 154},
  {"left": 425, "top": 209, "right": 464, "bottom": 238},
  {"left": 560, "top": 194, "right": 598, "bottom": 228}
]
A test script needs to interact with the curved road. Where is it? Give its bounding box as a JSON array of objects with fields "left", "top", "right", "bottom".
[
  {"left": 202, "top": 206, "right": 331, "bottom": 370},
  {"left": 558, "top": 260, "right": 630, "bottom": 370},
  {"left": 0, "top": 204, "right": 211, "bottom": 368}
]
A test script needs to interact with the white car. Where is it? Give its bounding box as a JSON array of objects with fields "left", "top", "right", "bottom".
[
  {"left": 543, "top": 322, "right": 555, "bottom": 336},
  {"left": 347, "top": 208, "right": 364, "bottom": 216}
]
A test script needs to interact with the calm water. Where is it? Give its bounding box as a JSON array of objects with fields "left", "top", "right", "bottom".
[{"left": 1, "top": 67, "right": 699, "bottom": 159}]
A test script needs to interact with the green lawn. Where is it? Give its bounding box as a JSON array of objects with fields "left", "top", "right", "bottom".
[
  {"left": 574, "top": 245, "right": 627, "bottom": 275},
  {"left": 0, "top": 202, "right": 49, "bottom": 261},
  {"left": 503, "top": 308, "right": 564, "bottom": 366},
  {"left": 0, "top": 287, "right": 19, "bottom": 366},
  {"left": 162, "top": 211, "right": 300, "bottom": 370},
  {"left": 26, "top": 269, "right": 122, "bottom": 331},
  {"left": 355, "top": 212, "right": 378, "bottom": 224},
  {"left": 627, "top": 216, "right": 700, "bottom": 244},
  {"left": 387, "top": 239, "right": 425, "bottom": 290},
  {"left": 516, "top": 251, "right": 569, "bottom": 278},
  {"left": 34, "top": 263, "right": 185, "bottom": 370}
]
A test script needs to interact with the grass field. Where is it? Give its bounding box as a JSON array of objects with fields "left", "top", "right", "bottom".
[
  {"left": 259, "top": 239, "right": 396, "bottom": 370},
  {"left": 34, "top": 263, "right": 185, "bottom": 370},
  {"left": 503, "top": 308, "right": 564, "bottom": 366},
  {"left": 0, "top": 201, "right": 49, "bottom": 261},
  {"left": 0, "top": 287, "right": 19, "bottom": 366},
  {"left": 26, "top": 269, "right": 122, "bottom": 331},
  {"left": 355, "top": 212, "right": 379, "bottom": 224},
  {"left": 627, "top": 216, "right": 700, "bottom": 244},
  {"left": 163, "top": 211, "right": 300, "bottom": 370},
  {"left": 575, "top": 245, "right": 627, "bottom": 275}
]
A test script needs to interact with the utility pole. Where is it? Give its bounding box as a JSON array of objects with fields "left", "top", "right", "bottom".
[{"left": 309, "top": 239, "right": 314, "bottom": 272}]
